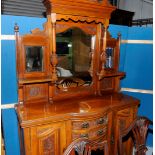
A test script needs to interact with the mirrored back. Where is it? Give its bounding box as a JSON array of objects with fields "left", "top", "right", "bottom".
[
  {"left": 56, "top": 28, "right": 94, "bottom": 89},
  {"left": 25, "top": 46, "right": 44, "bottom": 72}
]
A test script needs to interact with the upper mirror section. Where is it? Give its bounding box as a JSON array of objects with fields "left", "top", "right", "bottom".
[
  {"left": 56, "top": 28, "right": 93, "bottom": 88},
  {"left": 25, "top": 46, "right": 43, "bottom": 72}
]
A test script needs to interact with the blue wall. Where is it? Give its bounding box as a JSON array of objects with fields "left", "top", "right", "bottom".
[{"left": 1, "top": 15, "right": 153, "bottom": 155}]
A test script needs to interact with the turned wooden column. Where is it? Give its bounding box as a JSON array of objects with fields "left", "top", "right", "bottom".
[
  {"left": 50, "top": 13, "right": 58, "bottom": 82},
  {"left": 88, "top": 36, "right": 96, "bottom": 77},
  {"left": 47, "top": 13, "right": 58, "bottom": 102},
  {"left": 114, "top": 33, "right": 121, "bottom": 92},
  {"left": 14, "top": 24, "right": 24, "bottom": 104},
  {"left": 98, "top": 25, "right": 108, "bottom": 80}
]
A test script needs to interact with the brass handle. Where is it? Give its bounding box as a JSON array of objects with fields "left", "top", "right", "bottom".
[
  {"left": 80, "top": 133, "right": 88, "bottom": 138},
  {"left": 97, "top": 117, "right": 108, "bottom": 125},
  {"left": 81, "top": 122, "right": 89, "bottom": 129},
  {"left": 97, "top": 118, "right": 105, "bottom": 125},
  {"left": 97, "top": 129, "right": 103, "bottom": 136}
]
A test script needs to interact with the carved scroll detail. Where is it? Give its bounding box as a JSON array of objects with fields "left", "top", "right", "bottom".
[
  {"left": 56, "top": 23, "right": 97, "bottom": 35},
  {"left": 30, "top": 22, "right": 49, "bottom": 36},
  {"left": 56, "top": 14, "right": 106, "bottom": 24},
  {"left": 56, "top": 24, "right": 71, "bottom": 34}
]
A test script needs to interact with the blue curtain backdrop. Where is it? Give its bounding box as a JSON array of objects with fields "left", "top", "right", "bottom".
[{"left": 1, "top": 15, "right": 153, "bottom": 155}]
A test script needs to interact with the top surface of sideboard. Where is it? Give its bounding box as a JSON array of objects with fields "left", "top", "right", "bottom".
[{"left": 15, "top": 93, "right": 139, "bottom": 127}]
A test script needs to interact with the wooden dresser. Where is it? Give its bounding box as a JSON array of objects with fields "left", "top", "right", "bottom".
[{"left": 14, "top": 0, "right": 140, "bottom": 154}]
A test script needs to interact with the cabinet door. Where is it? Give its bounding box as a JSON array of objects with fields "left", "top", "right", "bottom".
[
  {"left": 30, "top": 122, "right": 66, "bottom": 155},
  {"left": 113, "top": 107, "right": 138, "bottom": 155}
]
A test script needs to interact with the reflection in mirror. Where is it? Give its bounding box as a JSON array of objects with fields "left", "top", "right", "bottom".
[
  {"left": 105, "top": 47, "right": 114, "bottom": 68},
  {"left": 25, "top": 46, "right": 43, "bottom": 72},
  {"left": 56, "top": 28, "right": 94, "bottom": 89}
]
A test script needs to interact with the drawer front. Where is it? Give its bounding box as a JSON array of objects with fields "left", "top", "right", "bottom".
[
  {"left": 72, "top": 115, "right": 108, "bottom": 130},
  {"left": 72, "top": 127, "right": 107, "bottom": 140}
]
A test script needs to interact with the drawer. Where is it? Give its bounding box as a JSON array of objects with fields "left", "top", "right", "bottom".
[
  {"left": 72, "top": 127, "right": 107, "bottom": 140},
  {"left": 72, "top": 115, "right": 108, "bottom": 130}
]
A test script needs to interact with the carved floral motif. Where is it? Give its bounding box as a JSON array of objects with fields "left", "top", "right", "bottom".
[
  {"left": 101, "top": 78, "right": 113, "bottom": 89},
  {"left": 43, "top": 135, "right": 55, "bottom": 155},
  {"left": 29, "top": 87, "right": 41, "bottom": 96}
]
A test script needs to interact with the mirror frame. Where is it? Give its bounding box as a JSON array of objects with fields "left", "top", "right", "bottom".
[
  {"left": 17, "top": 34, "right": 50, "bottom": 79},
  {"left": 54, "top": 21, "right": 98, "bottom": 92}
]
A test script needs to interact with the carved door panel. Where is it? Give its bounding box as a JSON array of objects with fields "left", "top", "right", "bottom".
[
  {"left": 31, "top": 122, "right": 66, "bottom": 155},
  {"left": 113, "top": 107, "right": 138, "bottom": 155}
]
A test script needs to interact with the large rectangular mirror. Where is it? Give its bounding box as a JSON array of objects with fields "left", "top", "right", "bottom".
[{"left": 56, "top": 28, "right": 94, "bottom": 90}]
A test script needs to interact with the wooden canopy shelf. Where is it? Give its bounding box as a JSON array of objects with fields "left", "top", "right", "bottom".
[
  {"left": 98, "top": 71, "right": 125, "bottom": 80},
  {"left": 19, "top": 77, "right": 52, "bottom": 84}
]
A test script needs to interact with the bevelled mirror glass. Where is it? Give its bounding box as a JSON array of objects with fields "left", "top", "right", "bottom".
[
  {"left": 25, "top": 46, "right": 43, "bottom": 72},
  {"left": 105, "top": 47, "right": 114, "bottom": 68},
  {"left": 56, "top": 28, "right": 94, "bottom": 89}
]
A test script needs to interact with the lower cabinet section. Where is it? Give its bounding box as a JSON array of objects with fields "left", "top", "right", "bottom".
[
  {"left": 16, "top": 94, "right": 139, "bottom": 155},
  {"left": 19, "top": 109, "right": 137, "bottom": 155}
]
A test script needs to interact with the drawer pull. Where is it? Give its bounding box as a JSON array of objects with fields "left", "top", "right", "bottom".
[
  {"left": 81, "top": 122, "right": 89, "bottom": 129},
  {"left": 97, "top": 118, "right": 105, "bottom": 125},
  {"left": 97, "top": 117, "right": 108, "bottom": 125},
  {"left": 80, "top": 133, "right": 88, "bottom": 138},
  {"left": 97, "top": 130, "right": 104, "bottom": 136}
]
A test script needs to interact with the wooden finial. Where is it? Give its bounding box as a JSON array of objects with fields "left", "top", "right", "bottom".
[
  {"left": 14, "top": 23, "right": 19, "bottom": 32},
  {"left": 117, "top": 32, "right": 121, "bottom": 39},
  {"left": 51, "top": 13, "right": 56, "bottom": 23}
]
